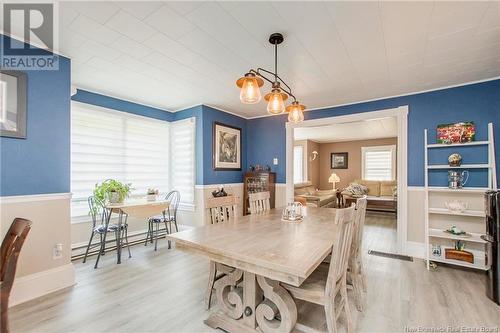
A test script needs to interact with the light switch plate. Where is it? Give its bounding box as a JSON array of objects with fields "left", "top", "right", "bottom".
[{"left": 273, "top": 158, "right": 278, "bottom": 165}]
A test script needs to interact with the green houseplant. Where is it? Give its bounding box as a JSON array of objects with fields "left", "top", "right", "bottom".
[{"left": 91, "top": 179, "right": 132, "bottom": 214}]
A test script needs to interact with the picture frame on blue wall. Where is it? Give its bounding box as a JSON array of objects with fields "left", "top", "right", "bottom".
[
  {"left": 213, "top": 121, "right": 241, "bottom": 171},
  {"left": 0, "top": 70, "right": 27, "bottom": 139}
]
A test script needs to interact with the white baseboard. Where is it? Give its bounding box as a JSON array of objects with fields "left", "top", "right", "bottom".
[
  {"left": 9, "top": 263, "right": 76, "bottom": 307},
  {"left": 406, "top": 241, "right": 425, "bottom": 259}
]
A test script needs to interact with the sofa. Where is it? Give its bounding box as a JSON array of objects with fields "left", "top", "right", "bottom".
[
  {"left": 342, "top": 179, "right": 397, "bottom": 213},
  {"left": 294, "top": 182, "right": 337, "bottom": 208}
]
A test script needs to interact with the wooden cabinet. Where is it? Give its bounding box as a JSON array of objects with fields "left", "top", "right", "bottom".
[{"left": 243, "top": 171, "right": 276, "bottom": 215}]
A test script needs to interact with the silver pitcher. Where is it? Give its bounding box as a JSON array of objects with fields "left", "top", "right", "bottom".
[{"left": 448, "top": 170, "right": 469, "bottom": 189}]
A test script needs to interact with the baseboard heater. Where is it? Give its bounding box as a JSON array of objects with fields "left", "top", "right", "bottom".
[{"left": 368, "top": 250, "right": 413, "bottom": 261}]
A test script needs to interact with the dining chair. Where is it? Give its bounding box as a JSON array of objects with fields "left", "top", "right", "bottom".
[
  {"left": 146, "top": 190, "right": 181, "bottom": 251},
  {"left": 204, "top": 195, "right": 238, "bottom": 310},
  {"left": 281, "top": 205, "right": 356, "bottom": 333},
  {"left": 84, "top": 196, "right": 131, "bottom": 269},
  {"left": 1, "top": 218, "right": 32, "bottom": 333},
  {"left": 248, "top": 191, "right": 271, "bottom": 214},
  {"left": 348, "top": 196, "right": 368, "bottom": 311}
]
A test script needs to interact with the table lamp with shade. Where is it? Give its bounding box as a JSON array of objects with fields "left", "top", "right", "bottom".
[{"left": 328, "top": 173, "right": 340, "bottom": 190}]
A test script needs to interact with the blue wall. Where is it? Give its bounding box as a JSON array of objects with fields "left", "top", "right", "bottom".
[
  {"left": 174, "top": 105, "right": 247, "bottom": 185},
  {"left": 202, "top": 106, "right": 247, "bottom": 184},
  {"left": 0, "top": 35, "right": 71, "bottom": 196},
  {"left": 3, "top": 34, "right": 497, "bottom": 193},
  {"left": 247, "top": 79, "right": 500, "bottom": 186},
  {"left": 72, "top": 89, "right": 173, "bottom": 122}
]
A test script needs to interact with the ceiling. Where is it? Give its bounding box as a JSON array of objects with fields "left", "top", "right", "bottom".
[
  {"left": 294, "top": 117, "right": 397, "bottom": 143},
  {"left": 53, "top": 1, "right": 500, "bottom": 117}
]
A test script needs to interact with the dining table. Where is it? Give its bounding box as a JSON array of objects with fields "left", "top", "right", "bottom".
[
  {"left": 100, "top": 198, "right": 170, "bottom": 265},
  {"left": 166, "top": 206, "right": 341, "bottom": 333}
]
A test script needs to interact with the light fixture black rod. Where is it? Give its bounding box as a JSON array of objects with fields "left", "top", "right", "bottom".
[{"left": 274, "top": 41, "right": 278, "bottom": 82}]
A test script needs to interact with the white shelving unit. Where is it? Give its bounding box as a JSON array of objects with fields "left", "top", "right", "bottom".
[{"left": 424, "top": 122, "right": 497, "bottom": 270}]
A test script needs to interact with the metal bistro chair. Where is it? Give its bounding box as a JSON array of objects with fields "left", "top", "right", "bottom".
[
  {"left": 1, "top": 218, "right": 32, "bottom": 333},
  {"left": 146, "top": 190, "right": 180, "bottom": 251},
  {"left": 248, "top": 191, "right": 271, "bottom": 214},
  {"left": 83, "top": 196, "right": 131, "bottom": 269}
]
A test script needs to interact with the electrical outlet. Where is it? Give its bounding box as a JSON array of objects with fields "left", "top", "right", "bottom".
[
  {"left": 273, "top": 158, "right": 278, "bottom": 165},
  {"left": 53, "top": 243, "right": 63, "bottom": 260}
]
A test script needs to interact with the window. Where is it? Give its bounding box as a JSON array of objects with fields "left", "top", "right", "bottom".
[
  {"left": 293, "top": 145, "right": 304, "bottom": 183},
  {"left": 70, "top": 102, "right": 195, "bottom": 221},
  {"left": 361, "top": 145, "right": 396, "bottom": 181},
  {"left": 169, "top": 118, "right": 195, "bottom": 205}
]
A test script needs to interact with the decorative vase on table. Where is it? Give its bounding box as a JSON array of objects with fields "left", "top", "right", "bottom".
[{"left": 108, "top": 191, "right": 121, "bottom": 204}]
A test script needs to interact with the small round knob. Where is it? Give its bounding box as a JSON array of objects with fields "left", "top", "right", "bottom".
[{"left": 244, "top": 306, "right": 253, "bottom": 316}]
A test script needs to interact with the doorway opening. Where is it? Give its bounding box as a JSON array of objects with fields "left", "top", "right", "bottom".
[{"left": 286, "top": 106, "right": 408, "bottom": 254}]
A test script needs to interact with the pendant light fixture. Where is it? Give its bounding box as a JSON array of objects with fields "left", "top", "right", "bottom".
[{"left": 236, "top": 33, "right": 305, "bottom": 122}]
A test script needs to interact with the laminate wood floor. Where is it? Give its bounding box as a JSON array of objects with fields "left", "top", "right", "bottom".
[{"left": 10, "top": 213, "right": 500, "bottom": 333}]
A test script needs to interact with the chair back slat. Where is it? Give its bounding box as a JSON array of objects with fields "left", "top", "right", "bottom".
[
  {"left": 1, "top": 218, "right": 32, "bottom": 333},
  {"left": 351, "top": 196, "right": 367, "bottom": 260},
  {"left": 164, "top": 190, "right": 181, "bottom": 220},
  {"left": 205, "top": 196, "right": 238, "bottom": 224},
  {"left": 248, "top": 191, "right": 271, "bottom": 214},
  {"left": 88, "top": 196, "right": 107, "bottom": 228},
  {"left": 325, "top": 205, "right": 356, "bottom": 295}
]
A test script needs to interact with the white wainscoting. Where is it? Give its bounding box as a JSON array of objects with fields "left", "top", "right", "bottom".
[{"left": 1, "top": 193, "right": 75, "bottom": 306}]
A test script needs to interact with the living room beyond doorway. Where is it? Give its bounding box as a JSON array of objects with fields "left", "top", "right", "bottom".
[{"left": 292, "top": 116, "right": 399, "bottom": 253}]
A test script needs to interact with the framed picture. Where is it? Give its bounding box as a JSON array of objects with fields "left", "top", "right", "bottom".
[
  {"left": 331, "top": 152, "right": 348, "bottom": 169},
  {"left": 213, "top": 122, "right": 242, "bottom": 171},
  {"left": 0, "top": 70, "right": 27, "bottom": 139},
  {"left": 436, "top": 121, "right": 475, "bottom": 144}
]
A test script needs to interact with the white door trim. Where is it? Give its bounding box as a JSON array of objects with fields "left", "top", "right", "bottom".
[{"left": 285, "top": 106, "right": 409, "bottom": 254}]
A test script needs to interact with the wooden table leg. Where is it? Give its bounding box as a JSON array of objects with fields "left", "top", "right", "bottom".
[{"left": 205, "top": 267, "right": 297, "bottom": 333}]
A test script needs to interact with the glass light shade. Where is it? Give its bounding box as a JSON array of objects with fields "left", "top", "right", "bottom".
[
  {"left": 266, "top": 90, "right": 286, "bottom": 114},
  {"left": 239, "top": 76, "right": 261, "bottom": 104},
  {"left": 286, "top": 102, "right": 305, "bottom": 123}
]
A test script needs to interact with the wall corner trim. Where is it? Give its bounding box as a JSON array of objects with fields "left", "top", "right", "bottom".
[
  {"left": 406, "top": 241, "right": 425, "bottom": 259},
  {"left": 0, "top": 192, "right": 72, "bottom": 204},
  {"left": 9, "top": 263, "right": 76, "bottom": 307}
]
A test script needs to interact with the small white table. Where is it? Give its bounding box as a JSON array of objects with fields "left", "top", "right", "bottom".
[{"left": 99, "top": 199, "right": 170, "bottom": 266}]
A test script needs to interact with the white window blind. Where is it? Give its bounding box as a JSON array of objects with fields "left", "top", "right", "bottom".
[
  {"left": 293, "top": 145, "right": 304, "bottom": 184},
  {"left": 362, "top": 145, "right": 396, "bottom": 181},
  {"left": 170, "top": 118, "right": 195, "bottom": 207},
  {"left": 71, "top": 102, "right": 195, "bottom": 221}
]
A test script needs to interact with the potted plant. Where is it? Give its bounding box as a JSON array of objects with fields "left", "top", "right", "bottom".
[
  {"left": 147, "top": 188, "right": 159, "bottom": 201},
  {"left": 93, "top": 179, "right": 132, "bottom": 207}
]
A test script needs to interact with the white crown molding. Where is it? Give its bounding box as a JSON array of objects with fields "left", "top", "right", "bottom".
[
  {"left": 1, "top": 192, "right": 72, "bottom": 204},
  {"left": 9, "top": 263, "right": 76, "bottom": 307},
  {"left": 246, "top": 76, "right": 500, "bottom": 120},
  {"left": 74, "top": 76, "right": 500, "bottom": 121},
  {"left": 200, "top": 104, "right": 250, "bottom": 120},
  {"left": 72, "top": 85, "right": 174, "bottom": 113}
]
